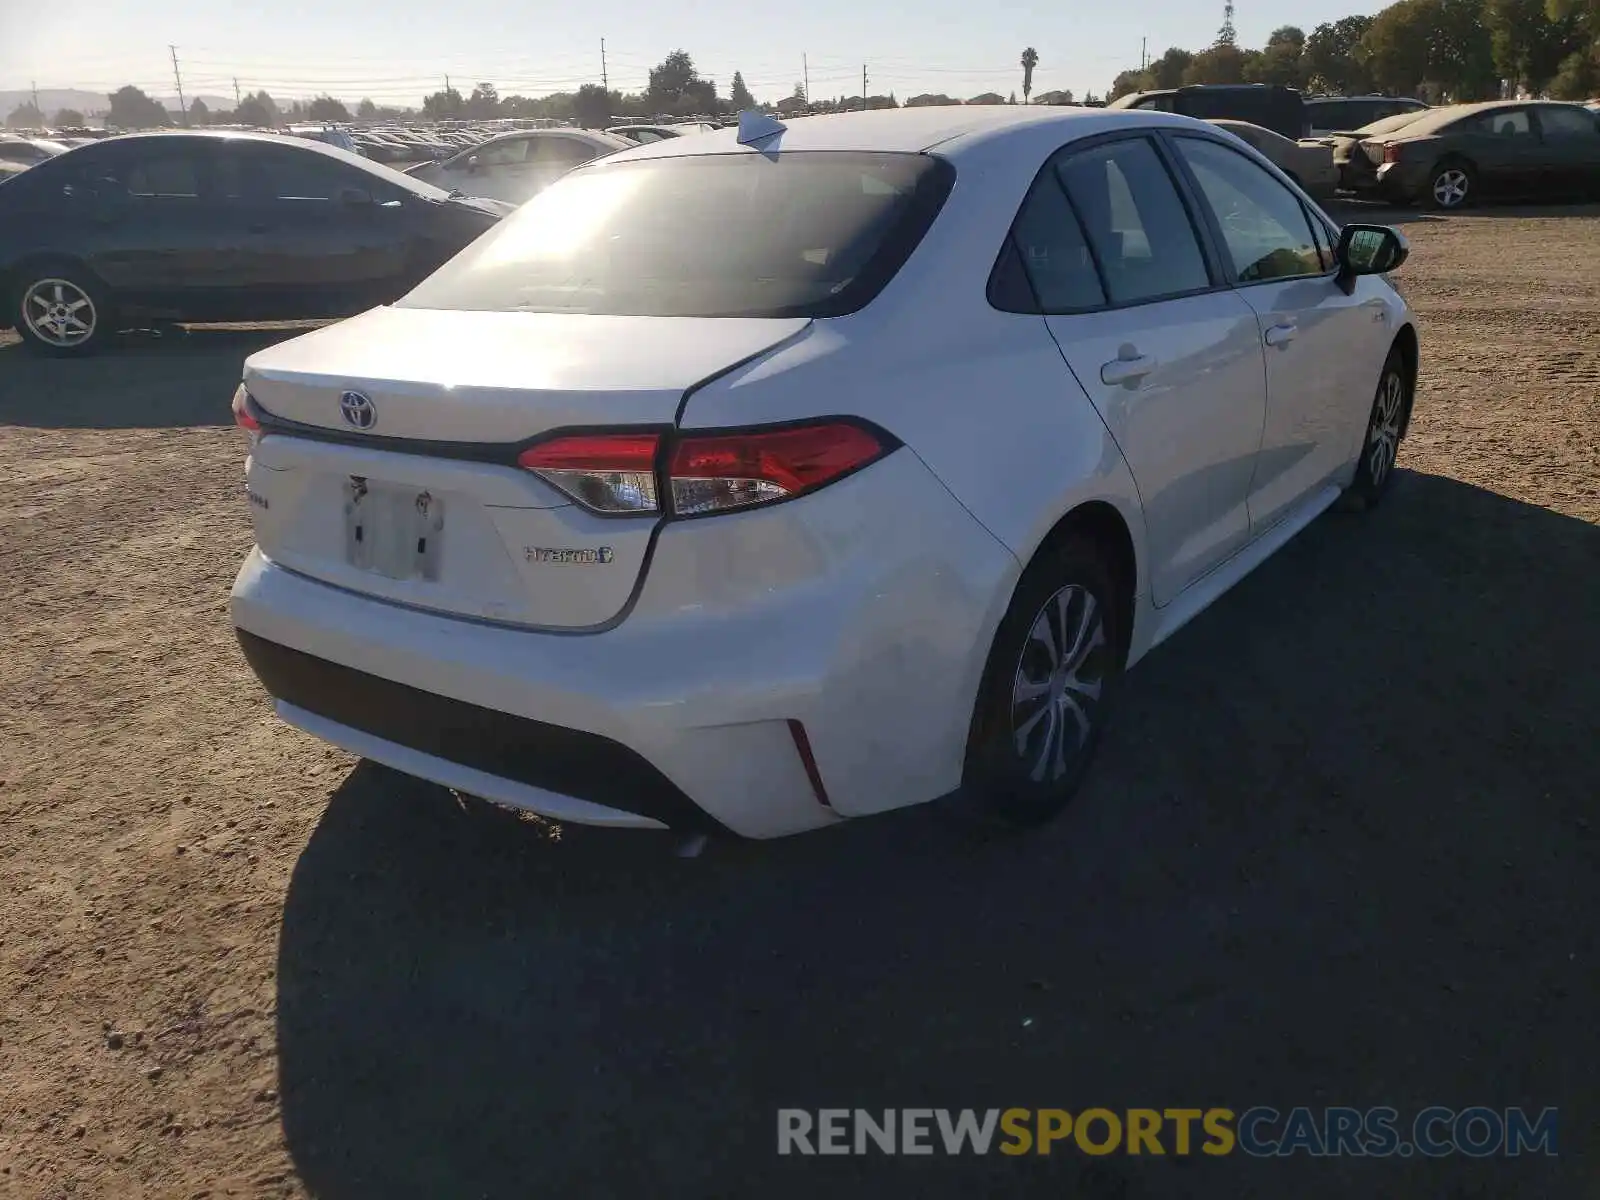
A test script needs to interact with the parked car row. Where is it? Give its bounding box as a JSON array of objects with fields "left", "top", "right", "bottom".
[{"left": 1333, "top": 99, "right": 1600, "bottom": 208}]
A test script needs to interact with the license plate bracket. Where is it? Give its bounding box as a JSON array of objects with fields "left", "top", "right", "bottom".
[{"left": 343, "top": 477, "right": 445, "bottom": 581}]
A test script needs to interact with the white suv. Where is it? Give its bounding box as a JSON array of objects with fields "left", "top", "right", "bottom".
[{"left": 230, "top": 107, "right": 1418, "bottom": 840}]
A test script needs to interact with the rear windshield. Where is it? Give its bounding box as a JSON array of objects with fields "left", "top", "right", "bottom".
[
  {"left": 397, "top": 150, "right": 955, "bottom": 318},
  {"left": 1358, "top": 110, "right": 1433, "bottom": 136}
]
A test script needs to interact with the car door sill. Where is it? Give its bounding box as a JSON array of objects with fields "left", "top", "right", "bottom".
[{"left": 1146, "top": 483, "right": 1343, "bottom": 656}]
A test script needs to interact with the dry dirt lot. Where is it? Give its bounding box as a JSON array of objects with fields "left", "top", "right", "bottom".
[{"left": 1, "top": 207, "right": 1597, "bottom": 1200}]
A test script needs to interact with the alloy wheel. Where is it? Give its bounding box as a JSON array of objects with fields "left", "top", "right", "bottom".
[
  {"left": 22, "top": 278, "right": 97, "bottom": 348},
  {"left": 1010, "top": 584, "right": 1108, "bottom": 784},
  {"left": 1367, "top": 369, "right": 1405, "bottom": 490},
  {"left": 1432, "top": 169, "right": 1470, "bottom": 209}
]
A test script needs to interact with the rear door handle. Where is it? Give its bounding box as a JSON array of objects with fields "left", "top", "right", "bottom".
[
  {"left": 1100, "top": 354, "right": 1157, "bottom": 386},
  {"left": 1264, "top": 323, "right": 1298, "bottom": 348}
]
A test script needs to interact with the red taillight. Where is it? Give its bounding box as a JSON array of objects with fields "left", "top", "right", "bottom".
[
  {"left": 517, "top": 433, "right": 662, "bottom": 513},
  {"left": 668, "top": 422, "right": 888, "bottom": 516},
  {"left": 516, "top": 421, "right": 891, "bottom": 518},
  {"left": 232, "top": 384, "right": 261, "bottom": 445},
  {"left": 1383, "top": 144, "right": 1402, "bottom": 164}
]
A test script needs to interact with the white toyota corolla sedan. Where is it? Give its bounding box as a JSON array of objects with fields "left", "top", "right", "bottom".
[{"left": 229, "top": 106, "right": 1418, "bottom": 840}]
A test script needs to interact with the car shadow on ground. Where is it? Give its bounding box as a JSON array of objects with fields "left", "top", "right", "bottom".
[
  {"left": 274, "top": 471, "right": 1598, "bottom": 1200},
  {"left": 1329, "top": 199, "right": 1600, "bottom": 226},
  {"left": 0, "top": 324, "right": 316, "bottom": 430}
]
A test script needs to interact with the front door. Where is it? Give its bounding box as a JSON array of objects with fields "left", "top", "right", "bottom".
[
  {"left": 1168, "top": 133, "right": 1382, "bottom": 532},
  {"left": 214, "top": 144, "right": 414, "bottom": 318},
  {"left": 1026, "top": 134, "right": 1268, "bottom": 606},
  {"left": 1531, "top": 104, "right": 1600, "bottom": 198}
]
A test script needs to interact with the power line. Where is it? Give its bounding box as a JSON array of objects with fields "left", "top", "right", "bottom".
[{"left": 169, "top": 45, "right": 187, "bottom": 124}]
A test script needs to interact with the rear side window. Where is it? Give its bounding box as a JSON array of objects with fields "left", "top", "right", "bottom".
[
  {"left": 537, "top": 137, "right": 607, "bottom": 168},
  {"left": 399, "top": 151, "right": 955, "bottom": 319},
  {"left": 126, "top": 153, "right": 200, "bottom": 198},
  {"left": 1461, "top": 110, "right": 1534, "bottom": 138},
  {"left": 1002, "top": 173, "right": 1106, "bottom": 310},
  {"left": 1055, "top": 138, "right": 1211, "bottom": 305}
]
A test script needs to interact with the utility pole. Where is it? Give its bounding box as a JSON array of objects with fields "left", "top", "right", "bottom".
[
  {"left": 170, "top": 46, "right": 187, "bottom": 126},
  {"left": 803, "top": 53, "right": 809, "bottom": 106},
  {"left": 1141, "top": 38, "right": 1148, "bottom": 71},
  {"left": 233, "top": 77, "right": 241, "bottom": 107},
  {"left": 31, "top": 80, "right": 40, "bottom": 114},
  {"left": 601, "top": 38, "right": 608, "bottom": 91},
  {"left": 862, "top": 64, "right": 868, "bottom": 110}
]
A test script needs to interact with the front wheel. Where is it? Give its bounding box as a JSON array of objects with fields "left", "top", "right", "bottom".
[
  {"left": 13, "top": 265, "right": 111, "bottom": 356},
  {"left": 1342, "top": 351, "right": 1409, "bottom": 511},
  {"left": 951, "top": 536, "right": 1126, "bottom": 830}
]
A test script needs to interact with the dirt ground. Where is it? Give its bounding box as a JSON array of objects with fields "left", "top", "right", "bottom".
[{"left": 1, "top": 206, "right": 1597, "bottom": 1200}]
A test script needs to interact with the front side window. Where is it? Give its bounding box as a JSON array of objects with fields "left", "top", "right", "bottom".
[
  {"left": 399, "top": 151, "right": 954, "bottom": 318},
  {"left": 1173, "top": 136, "right": 1324, "bottom": 284},
  {"left": 1054, "top": 137, "right": 1211, "bottom": 305},
  {"left": 222, "top": 147, "right": 354, "bottom": 201},
  {"left": 1537, "top": 106, "right": 1600, "bottom": 140}
]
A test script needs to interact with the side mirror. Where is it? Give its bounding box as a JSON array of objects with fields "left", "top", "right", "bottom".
[
  {"left": 465, "top": 154, "right": 481, "bottom": 173},
  {"left": 1336, "top": 223, "right": 1408, "bottom": 292},
  {"left": 337, "top": 186, "right": 374, "bottom": 206}
]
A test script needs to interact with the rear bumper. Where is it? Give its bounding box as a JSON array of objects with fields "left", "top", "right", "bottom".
[{"left": 230, "top": 449, "right": 1021, "bottom": 839}]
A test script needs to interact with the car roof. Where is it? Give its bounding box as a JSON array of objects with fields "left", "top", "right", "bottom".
[
  {"left": 595, "top": 105, "right": 1207, "bottom": 163},
  {"left": 1382, "top": 99, "right": 1581, "bottom": 136}
]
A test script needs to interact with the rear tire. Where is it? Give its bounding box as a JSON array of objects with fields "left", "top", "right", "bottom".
[
  {"left": 946, "top": 535, "right": 1126, "bottom": 831},
  {"left": 1341, "top": 349, "right": 1409, "bottom": 512},
  {"left": 11, "top": 260, "right": 113, "bottom": 356},
  {"left": 1424, "top": 159, "right": 1475, "bottom": 211}
]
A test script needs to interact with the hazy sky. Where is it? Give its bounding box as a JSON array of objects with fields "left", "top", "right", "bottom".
[{"left": 2, "top": 0, "right": 1378, "bottom": 106}]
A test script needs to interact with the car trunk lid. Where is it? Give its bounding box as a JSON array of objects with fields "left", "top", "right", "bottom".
[{"left": 242, "top": 306, "right": 809, "bottom": 629}]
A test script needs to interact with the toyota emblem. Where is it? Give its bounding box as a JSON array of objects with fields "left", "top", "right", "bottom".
[{"left": 339, "top": 391, "right": 376, "bottom": 430}]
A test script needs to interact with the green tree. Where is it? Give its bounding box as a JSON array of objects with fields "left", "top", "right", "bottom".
[
  {"left": 572, "top": 83, "right": 613, "bottom": 128},
  {"left": 1548, "top": 44, "right": 1600, "bottom": 96},
  {"left": 467, "top": 82, "right": 499, "bottom": 117},
  {"left": 356, "top": 98, "right": 378, "bottom": 120},
  {"left": 306, "top": 95, "right": 350, "bottom": 122},
  {"left": 1248, "top": 25, "right": 1308, "bottom": 86},
  {"left": 1305, "top": 16, "right": 1375, "bottom": 92},
  {"left": 235, "top": 90, "right": 278, "bottom": 128},
  {"left": 1021, "top": 46, "right": 1039, "bottom": 103},
  {"left": 1110, "top": 69, "right": 1153, "bottom": 98},
  {"left": 421, "top": 87, "right": 464, "bottom": 119},
  {"left": 647, "top": 50, "right": 707, "bottom": 114},
  {"left": 729, "top": 71, "right": 756, "bottom": 110},
  {"left": 1184, "top": 43, "right": 1257, "bottom": 85},
  {"left": 1486, "top": 0, "right": 1585, "bottom": 92},
  {"left": 105, "top": 86, "right": 170, "bottom": 129},
  {"left": 187, "top": 97, "right": 209, "bottom": 125},
  {"left": 54, "top": 107, "right": 85, "bottom": 126},
  {"left": 1360, "top": 0, "right": 1497, "bottom": 101},
  {"left": 6, "top": 101, "right": 44, "bottom": 128},
  {"left": 1150, "top": 47, "right": 1195, "bottom": 88}
]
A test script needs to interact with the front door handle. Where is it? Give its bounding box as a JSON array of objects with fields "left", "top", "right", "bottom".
[
  {"left": 1101, "top": 354, "right": 1157, "bottom": 386},
  {"left": 1264, "top": 323, "right": 1298, "bottom": 348}
]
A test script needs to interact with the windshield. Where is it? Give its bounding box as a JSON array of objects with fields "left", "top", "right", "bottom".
[{"left": 398, "top": 151, "right": 955, "bottom": 319}]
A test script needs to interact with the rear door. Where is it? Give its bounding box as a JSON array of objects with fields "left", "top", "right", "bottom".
[
  {"left": 1030, "top": 133, "right": 1269, "bottom": 605},
  {"left": 213, "top": 142, "right": 414, "bottom": 317},
  {"left": 1169, "top": 133, "right": 1380, "bottom": 533}
]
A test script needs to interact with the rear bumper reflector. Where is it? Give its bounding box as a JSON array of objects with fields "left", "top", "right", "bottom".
[
  {"left": 235, "top": 630, "right": 730, "bottom": 835},
  {"left": 787, "top": 719, "right": 833, "bottom": 809}
]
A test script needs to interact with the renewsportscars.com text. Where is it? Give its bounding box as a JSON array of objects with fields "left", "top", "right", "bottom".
[{"left": 777, "top": 1107, "right": 1558, "bottom": 1158}]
